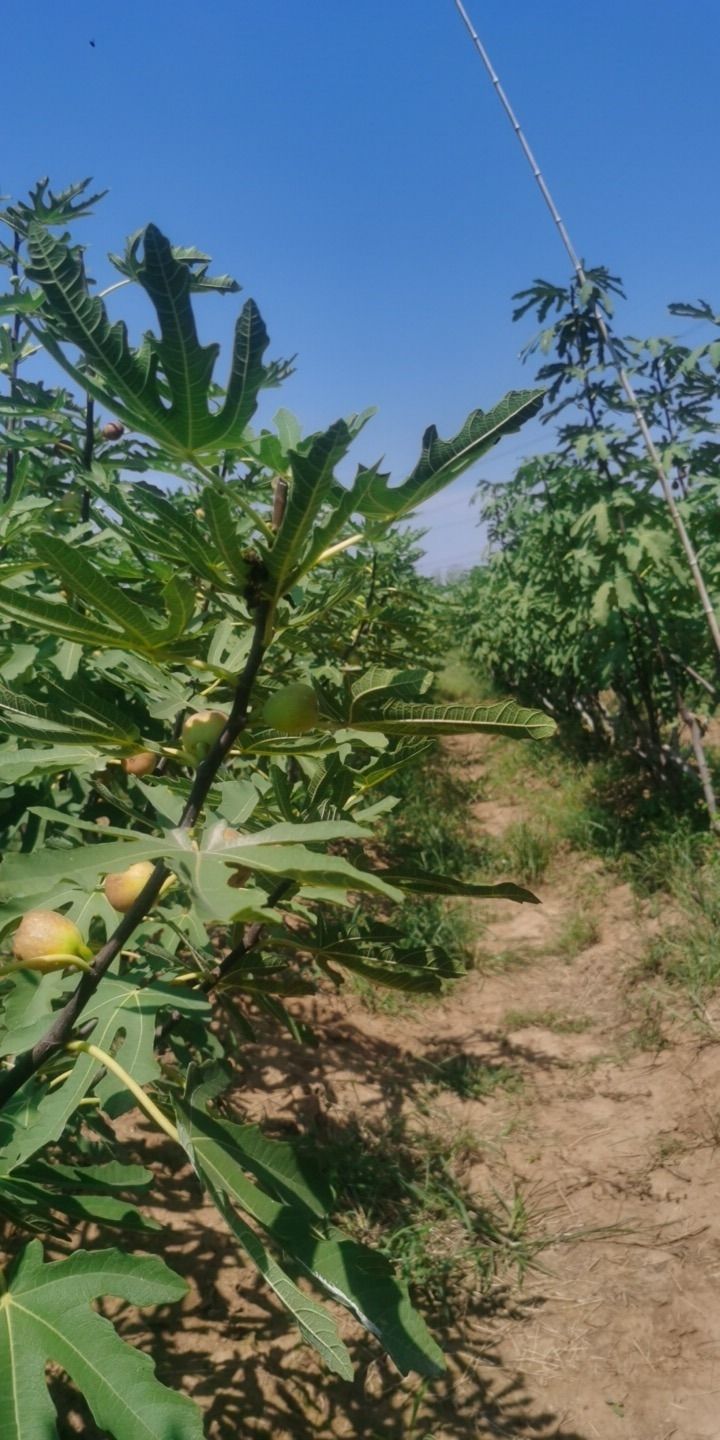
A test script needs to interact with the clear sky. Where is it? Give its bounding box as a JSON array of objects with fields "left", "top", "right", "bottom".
[{"left": 4, "top": 2, "right": 719, "bottom": 573}]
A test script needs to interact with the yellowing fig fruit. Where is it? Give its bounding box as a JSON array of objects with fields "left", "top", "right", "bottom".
[
  {"left": 104, "top": 861, "right": 156, "bottom": 914},
  {"left": 181, "top": 709, "right": 227, "bottom": 763},
  {"left": 122, "top": 751, "right": 158, "bottom": 778},
  {"left": 12, "top": 910, "right": 92, "bottom": 970},
  {"left": 262, "top": 682, "right": 320, "bottom": 735},
  {"left": 101, "top": 421, "right": 125, "bottom": 440}
]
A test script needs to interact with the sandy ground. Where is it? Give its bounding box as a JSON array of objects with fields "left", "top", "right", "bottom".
[{"left": 54, "top": 735, "right": 720, "bottom": 1440}]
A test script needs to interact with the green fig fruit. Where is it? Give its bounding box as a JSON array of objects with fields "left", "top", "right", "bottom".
[
  {"left": 262, "top": 682, "right": 320, "bottom": 735},
  {"left": 181, "top": 709, "right": 227, "bottom": 763}
]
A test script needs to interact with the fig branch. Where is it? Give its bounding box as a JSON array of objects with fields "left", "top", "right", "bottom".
[
  {"left": 0, "top": 599, "right": 272, "bottom": 1109},
  {"left": 214, "top": 877, "right": 295, "bottom": 984}
]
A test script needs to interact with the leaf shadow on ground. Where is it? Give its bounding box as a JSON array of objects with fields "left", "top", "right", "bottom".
[{"left": 46, "top": 1006, "right": 592, "bottom": 1440}]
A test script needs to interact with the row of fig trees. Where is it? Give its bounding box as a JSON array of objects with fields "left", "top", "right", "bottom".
[
  {"left": 0, "top": 180, "right": 553, "bottom": 1436},
  {"left": 460, "top": 269, "right": 720, "bottom": 815}
]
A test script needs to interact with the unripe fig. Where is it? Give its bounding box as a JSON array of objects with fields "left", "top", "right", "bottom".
[
  {"left": 262, "top": 682, "right": 320, "bottom": 735},
  {"left": 181, "top": 709, "right": 227, "bottom": 763},
  {"left": 122, "top": 751, "right": 158, "bottom": 778},
  {"left": 12, "top": 910, "right": 92, "bottom": 970},
  {"left": 104, "top": 861, "right": 156, "bottom": 913},
  {"left": 101, "top": 421, "right": 125, "bottom": 440}
]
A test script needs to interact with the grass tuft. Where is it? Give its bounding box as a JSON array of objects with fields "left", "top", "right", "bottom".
[
  {"left": 500, "top": 821, "right": 555, "bottom": 885},
  {"left": 503, "top": 1008, "right": 594, "bottom": 1035},
  {"left": 349, "top": 744, "right": 488, "bottom": 1013},
  {"left": 633, "top": 832, "right": 720, "bottom": 1007},
  {"left": 313, "top": 1114, "right": 552, "bottom": 1308},
  {"left": 555, "top": 909, "right": 601, "bottom": 958},
  {"left": 426, "top": 1054, "right": 524, "bottom": 1100}
]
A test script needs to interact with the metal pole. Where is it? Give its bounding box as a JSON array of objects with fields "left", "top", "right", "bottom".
[{"left": 453, "top": 0, "right": 720, "bottom": 661}]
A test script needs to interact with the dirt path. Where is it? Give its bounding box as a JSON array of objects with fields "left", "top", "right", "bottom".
[
  {"left": 61, "top": 735, "right": 720, "bottom": 1440},
  {"left": 424, "top": 736, "right": 720, "bottom": 1440},
  {"left": 252, "top": 732, "right": 719, "bottom": 1440}
]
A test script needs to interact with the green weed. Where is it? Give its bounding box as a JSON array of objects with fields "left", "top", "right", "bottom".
[
  {"left": 475, "top": 944, "right": 537, "bottom": 973},
  {"left": 654, "top": 1133, "right": 686, "bottom": 1164},
  {"left": 564, "top": 760, "right": 709, "bottom": 871},
  {"left": 466, "top": 707, "right": 711, "bottom": 876},
  {"left": 365, "top": 746, "right": 487, "bottom": 1009},
  {"left": 348, "top": 976, "right": 416, "bottom": 1017},
  {"left": 313, "top": 1115, "right": 548, "bottom": 1308},
  {"left": 350, "top": 898, "right": 474, "bottom": 1015},
  {"left": 623, "top": 822, "right": 711, "bottom": 897},
  {"left": 555, "top": 909, "right": 601, "bottom": 958},
  {"left": 625, "top": 993, "right": 669, "bottom": 1053},
  {"left": 500, "top": 820, "right": 554, "bottom": 884},
  {"left": 426, "top": 1054, "right": 524, "bottom": 1100},
  {"left": 635, "top": 832, "right": 720, "bottom": 1006},
  {"left": 503, "top": 1008, "right": 593, "bottom": 1035},
  {"left": 382, "top": 750, "right": 489, "bottom": 879},
  {"left": 642, "top": 923, "right": 720, "bottom": 1007}
]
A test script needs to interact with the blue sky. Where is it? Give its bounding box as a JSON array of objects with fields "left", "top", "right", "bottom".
[{"left": 4, "top": 2, "right": 719, "bottom": 573}]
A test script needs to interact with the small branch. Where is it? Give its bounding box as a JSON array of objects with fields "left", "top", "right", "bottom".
[
  {"left": 213, "top": 878, "right": 294, "bottom": 985},
  {"left": 0, "top": 602, "right": 272, "bottom": 1109},
  {"left": 667, "top": 652, "right": 716, "bottom": 699}
]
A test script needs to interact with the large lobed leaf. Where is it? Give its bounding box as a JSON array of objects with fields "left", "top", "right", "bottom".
[
  {"left": 0, "top": 1242, "right": 203, "bottom": 1440},
  {"left": 24, "top": 223, "right": 274, "bottom": 457},
  {"left": 355, "top": 390, "right": 545, "bottom": 522},
  {"left": 266, "top": 417, "right": 368, "bottom": 599},
  {"left": 350, "top": 692, "right": 556, "bottom": 741},
  {"left": 0, "top": 817, "right": 401, "bottom": 910},
  {"left": 263, "top": 394, "right": 544, "bottom": 596},
  {"left": 0, "top": 976, "right": 209, "bottom": 1167}
]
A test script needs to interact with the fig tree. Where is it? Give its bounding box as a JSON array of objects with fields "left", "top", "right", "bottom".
[
  {"left": 104, "top": 860, "right": 156, "bottom": 913},
  {"left": 182, "top": 709, "right": 227, "bottom": 763},
  {"left": 262, "top": 682, "right": 320, "bottom": 735},
  {"left": 122, "top": 751, "right": 157, "bottom": 777},
  {"left": 12, "top": 910, "right": 92, "bottom": 970}
]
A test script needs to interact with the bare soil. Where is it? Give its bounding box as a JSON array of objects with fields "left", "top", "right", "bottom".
[{"left": 57, "top": 736, "right": 720, "bottom": 1440}]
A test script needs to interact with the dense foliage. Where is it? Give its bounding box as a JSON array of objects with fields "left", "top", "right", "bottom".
[
  {"left": 461, "top": 270, "right": 720, "bottom": 806},
  {"left": 0, "top": 180, "right": 553, "bottom": 1436}
]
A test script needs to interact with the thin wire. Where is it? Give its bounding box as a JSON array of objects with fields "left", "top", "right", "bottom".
[{"left": 452, "top": 0, "right": 720, "bottom": 661}]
